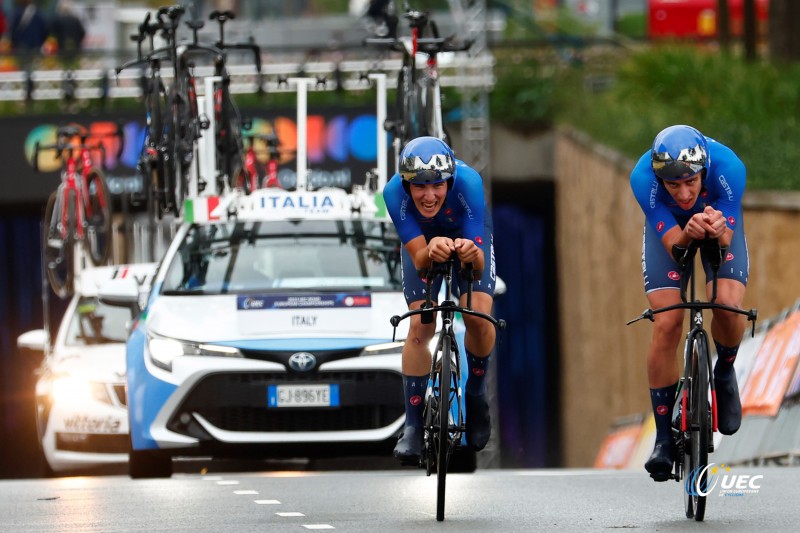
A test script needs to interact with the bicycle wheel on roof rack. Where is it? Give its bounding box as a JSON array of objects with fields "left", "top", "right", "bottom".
[
  {"left": 43, "top": 189, "right": 75, "bottom": 299},
  {"left": 396, "top": 65, "right": 422, "bottom": 147},
  {"left": 83, "top": 169, "right": 112, "bottom": 265}
]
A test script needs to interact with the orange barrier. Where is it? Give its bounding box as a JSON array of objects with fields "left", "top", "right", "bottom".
[
  {"left": 741, "top": 310, "right": 800, "bottom": 417},
  {"left": 594, "top": 419, "right": 643, "bottom": 469}
]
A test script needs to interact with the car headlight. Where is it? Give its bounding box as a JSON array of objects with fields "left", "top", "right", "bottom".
[
  {"left": 147, "top": 333, "right": 243, "bottom": 371},
  {"left": 51, "top": 377, "right": 110, "bottom": 405},
  {"left": 360, "top": 341, "right": 404, "bottom": 356}
]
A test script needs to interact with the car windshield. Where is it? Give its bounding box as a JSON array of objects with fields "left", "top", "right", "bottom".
[
  {"left": 161, "top": 219, "right": 403, "bottom": 295},
  {"left": 65, "top": 297, "right": 133, "bottom": 345}
]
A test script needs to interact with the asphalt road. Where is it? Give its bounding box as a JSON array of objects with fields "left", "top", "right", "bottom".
[{"left": 1, "top": 465, "right": 797, "bottom": 532}]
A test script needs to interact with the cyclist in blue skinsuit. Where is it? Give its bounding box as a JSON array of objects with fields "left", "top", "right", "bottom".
[
  {"left": 383, "top": 136, "right": 497, "bottom": 464},
  {"left": 630, "top": 125, "right": 749, "bottom": 481}
]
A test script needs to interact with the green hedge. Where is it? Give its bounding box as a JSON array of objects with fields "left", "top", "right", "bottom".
[{"left": 551, "top": 45, "right": 800, "bottom": 191}]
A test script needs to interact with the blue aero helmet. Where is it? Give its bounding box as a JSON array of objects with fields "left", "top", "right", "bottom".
[
  {"left": 399, "top": 136, "right": 456, "bottom": 192},
  {"left": 651, "top": 125, "right": 709, "bottom": 181}
]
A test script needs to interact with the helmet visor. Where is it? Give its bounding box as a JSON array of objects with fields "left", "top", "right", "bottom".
[
  {"left": 399, "top": 154, "right": 454, "bottom": 184},
  {"left": 652, "top": 158, "right": 705, "bottom": 181}
]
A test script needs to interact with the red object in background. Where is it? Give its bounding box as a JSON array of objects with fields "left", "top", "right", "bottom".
[{"left": 649, "top": 0, "right": 769, "bottom": 40}]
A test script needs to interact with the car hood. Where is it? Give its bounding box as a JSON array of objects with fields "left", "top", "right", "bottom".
[
  {"left": 50, "top": 343, "right": 127, "bottom": 380},
  {"left": 145, "top": 291, "right": 409, "bottom": 343}
]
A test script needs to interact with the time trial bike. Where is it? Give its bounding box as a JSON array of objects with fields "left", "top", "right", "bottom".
[
  {"left": 390, "top": 259, "right": 505, "bottom": 521},
  {"left": 627, "top": 238, "right": 757, "bottom": 521}
]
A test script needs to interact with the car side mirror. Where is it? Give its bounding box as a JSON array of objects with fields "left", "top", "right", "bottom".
[
  {"left": 495, "top": 275, "right": 507, "bottom": 296},
  {"left": 17, "top": 329, "right": 47, "bottom": 353}
]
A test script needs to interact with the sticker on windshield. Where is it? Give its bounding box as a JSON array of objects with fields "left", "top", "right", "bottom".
[{"left": 237, "top": 292, "right": 371, "bottom": 310}]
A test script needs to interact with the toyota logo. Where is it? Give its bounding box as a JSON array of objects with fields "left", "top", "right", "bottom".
[{"left": 288, "top": 352, "right": 317, "bottom": 372}]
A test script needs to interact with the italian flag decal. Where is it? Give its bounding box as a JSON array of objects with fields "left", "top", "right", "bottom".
[{"left": 184, "top": 196, "right": 221, "bottom": 223}]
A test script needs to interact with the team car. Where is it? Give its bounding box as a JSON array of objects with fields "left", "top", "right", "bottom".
[
  {"left": 100, "top": 188, "right": 430, "bottom": 477},
  {"left": 17, "top": 263, "right": 157, "bottom": 475}
]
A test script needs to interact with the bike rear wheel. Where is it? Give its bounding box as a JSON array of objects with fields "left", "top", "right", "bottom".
[
  {"left": 43, "top": 189, "right": 75, "bottom": 299},
  {"left": 83, "top": 169, "right": 112, "bottom": 265},
  {"left": 436, "top": 334, "right": 452, "bottom": 522},
  {"left": 684, "top": 335, "right": 710, "bottom": 521}
]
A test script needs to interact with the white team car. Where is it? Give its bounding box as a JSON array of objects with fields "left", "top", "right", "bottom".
[
  {"left": 103, "top": 188, "right": 417, "bottom": 478},
  {"left": 17, "top": 263, "right": 157, "bottom": 475}
]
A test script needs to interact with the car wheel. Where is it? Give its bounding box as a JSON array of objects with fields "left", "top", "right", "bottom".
[{"left": 129, "top": 450, "right": 172, "bottom": 479}]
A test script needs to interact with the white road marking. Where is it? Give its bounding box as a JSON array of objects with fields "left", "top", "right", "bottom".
[
  {"left": 233, "top": 490, "right": 259, "bottom": 495},
  {"left": 276, "top": 512, "right": 305, "bottom": 517},
  {"left": 216, "top": 480, "right": 240, "bottom": 485},
  {"left": 302, "top": 525, "right": 334, "bottom": 530},
  {"left": 254, "top": 500, "right": 281, "bottom": 505}
]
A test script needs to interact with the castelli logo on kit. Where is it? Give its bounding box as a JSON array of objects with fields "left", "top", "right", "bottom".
[
  {"left": 410, "top": 395, "right": 423, "bottom": 406},
  {"left": 728, "top": 216, "right": 736, "bottom": 226},
  {"left": 668, "top": 271, "right": 681, "bottom": 281},
  {"left": 472, "top": 368, "right": 485, "bottom": 377},
  {"left": 444, "top": 208, "right": 453, "bottom": 216},
  {"left": 657, "top": 405, "right": 669, "bottom": 416},
  {"left": 726, "top": 252, "right": 734, "bottom": 261},
  {"left": 657, "top": 221, "right": 665, "bottom": 233},
  {"left": 475, "top": 236, "right": 483, "bottom": 245}
]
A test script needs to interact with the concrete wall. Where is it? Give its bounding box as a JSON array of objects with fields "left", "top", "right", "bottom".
[{"left": 554, "top": 127, "right": 800, "bottom": 467}]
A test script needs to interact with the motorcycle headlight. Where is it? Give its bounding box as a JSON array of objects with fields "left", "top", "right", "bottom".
[{"left": 147, "top": 333, "right": 242, "bottom": 371}]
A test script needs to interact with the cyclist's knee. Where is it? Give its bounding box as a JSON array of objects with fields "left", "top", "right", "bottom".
[{"left": 407, "top": 321, "right": 435, "bottom": 345}]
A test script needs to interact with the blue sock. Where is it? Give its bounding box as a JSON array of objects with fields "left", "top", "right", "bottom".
[
  {"left": 650, "top": 383, "right": 678, "bottom": 442},
  {"left": 465, "top": 350, "right": 489, "bottom": 396},
  {"left": 713, "top": 341, "right": 739, "bottom": 378},
  {"left": 402, "top": 375, "right": 428, "bottom": 428}
]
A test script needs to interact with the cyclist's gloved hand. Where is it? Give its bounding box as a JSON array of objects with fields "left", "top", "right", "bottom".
[{"left": 427, "top": 236, "right": 455, "bottom": 263}]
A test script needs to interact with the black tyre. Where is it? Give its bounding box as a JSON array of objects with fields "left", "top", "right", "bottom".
[
  {"left": 129, "top": 449, "right": 172, "bottom": 479},
  {"left": 83, "top": 169, "right": 112, "bottom": 265},
  {"left": 43, "top": 189, "right": 75, "bottom": 299},
  {"left": 436, "top": 335, "right": 452, "bottom": 522},
  {"left": 683, "top": 335, "right": 710, "bottom": 521}
]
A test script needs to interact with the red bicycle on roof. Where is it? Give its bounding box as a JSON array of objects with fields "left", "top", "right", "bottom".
[{"left": 33, "top": 124, "right": 122, "bottom": 298}]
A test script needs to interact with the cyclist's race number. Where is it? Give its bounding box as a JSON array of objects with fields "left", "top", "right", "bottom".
[{"left": 267, "top": 384, "right": 340, "bottom": 408}]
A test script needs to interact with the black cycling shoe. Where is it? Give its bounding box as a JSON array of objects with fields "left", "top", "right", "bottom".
[
  {"left": 465, "top": 393, "right": 491, "bottom": 451},
  {"left": 715, "top": 371, "right": 742, "bottom": 435},
  {"left": 393, "top": 426, "right": 423, "bottom": 465},
  {"left": 645, "top": 440, "right": 676, "bottom": 482}
]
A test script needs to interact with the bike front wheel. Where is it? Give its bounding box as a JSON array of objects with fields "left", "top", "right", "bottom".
[
  {"left": 684, "top": 334, "right": 710, "bottom": 521},
  {"left": 83, "top": 169, "right": 112, "bottom": 265},
  {"left": 43, "top": 189, "right": 75, "bottom": 299},
  {"left": 435, "top": 334, "right": 452, "bottom": 522}
]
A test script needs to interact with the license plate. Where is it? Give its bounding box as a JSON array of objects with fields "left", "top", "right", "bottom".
[{"left": 267, "top": 384, "right": 340, "bottom": 408}]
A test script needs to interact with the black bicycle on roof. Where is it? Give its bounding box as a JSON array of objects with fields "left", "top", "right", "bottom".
[
  {"left": 628, "top": 239, "right": 757, "bottom": 522},
  {"left": 364, "top": 1, "right": 471, "bottom": 162},
  {"left": 390, "top": 258, "right": 505, "bottom": 522}
]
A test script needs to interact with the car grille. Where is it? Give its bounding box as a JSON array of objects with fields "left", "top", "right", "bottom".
[
  {"left": 168, "top": 371, "right": 403, "bottom": 435},
  {"left": 55, "top": 432, "right": 130, "bottom": 454}
]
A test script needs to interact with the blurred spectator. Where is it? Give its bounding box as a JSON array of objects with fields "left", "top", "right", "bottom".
[
  {"left": 10, "top": 0, "right": 47, "bottom": 52},
  {"left": 50, "top": 0, "right": 84, "bottom": 65}
]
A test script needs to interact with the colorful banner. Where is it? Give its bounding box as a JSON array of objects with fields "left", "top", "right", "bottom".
[
  {"left": 3, "top": 106, "right": 389, "bottom": 206},
  {"left": 741, "top": 310, "right": 800, "bottom": 417}
]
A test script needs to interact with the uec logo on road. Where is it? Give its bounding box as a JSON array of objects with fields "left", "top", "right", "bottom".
[{"left": 686, "top": 463, "right": 764, "bottom": 497}]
